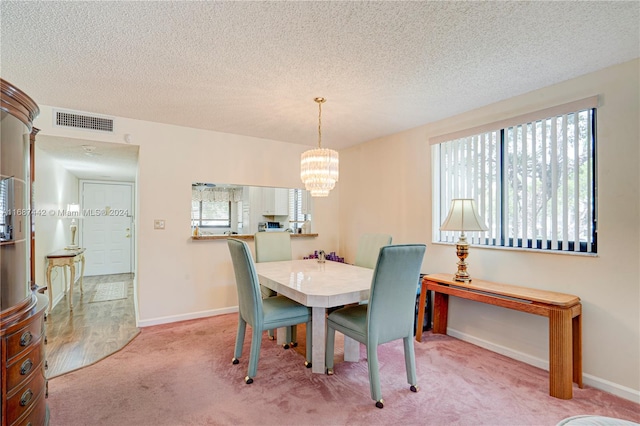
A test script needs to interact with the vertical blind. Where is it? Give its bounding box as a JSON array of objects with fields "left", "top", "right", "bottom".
[
  {"left": 289, "top": 189, "right": 310, "bottom": 230},
  {"left": 433, "top": 97, "right": 597, "bottom": 253},
  {"left": 0, "top": 178, "right": 9, "bottom": 240}
]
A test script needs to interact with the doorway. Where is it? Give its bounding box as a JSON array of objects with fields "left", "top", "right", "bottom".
[
  {"left": 81, "top": 181, "right": 134, "bottom": 276},
  {"left": 34, "top": 135, "right": 139, "bottom": 376}
]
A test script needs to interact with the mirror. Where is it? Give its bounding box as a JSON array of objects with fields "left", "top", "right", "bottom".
[{"left": 191, "top": 183, "right": 313, "bottom": 236}]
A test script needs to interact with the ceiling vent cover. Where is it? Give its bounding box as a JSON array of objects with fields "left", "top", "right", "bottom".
[{"left": 54, "top": 110, "right": 114, "bottom": 132}]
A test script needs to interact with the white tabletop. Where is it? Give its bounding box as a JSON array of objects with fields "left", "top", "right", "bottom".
[
  {"left": 254, "top": 259, "right": 373, "bottom": 308},
  {"left": 254, "top": 259, "right": 374, "bottom": 373}
]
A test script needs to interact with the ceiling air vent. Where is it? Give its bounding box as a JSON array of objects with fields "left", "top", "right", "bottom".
[{"left": 54, "top": 109, "right": 114, "bottom": 133}]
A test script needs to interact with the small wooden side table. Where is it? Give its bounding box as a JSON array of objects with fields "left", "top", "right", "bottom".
[{"left": 45, "top": 248, "right": 86, "bottom": 312}]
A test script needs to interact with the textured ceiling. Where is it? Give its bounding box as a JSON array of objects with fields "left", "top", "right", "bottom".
[
  {"left": 35, "top": 136, "right": 139, "bottom": 181},
  {"left": 1, "top": 1, "right": 639, "bottom": 179}
]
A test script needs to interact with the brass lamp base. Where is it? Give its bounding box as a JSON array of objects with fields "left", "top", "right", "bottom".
[{"left": 452, "top": 234, "right": 472, "bottom": 283}]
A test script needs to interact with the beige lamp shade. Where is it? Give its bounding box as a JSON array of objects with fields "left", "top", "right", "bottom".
[
  {"left": 440, "top": 199, "right": 488, "bottom": 232},
  {"left": 67, "top": 203, "right": 80, "bottom": 216}
]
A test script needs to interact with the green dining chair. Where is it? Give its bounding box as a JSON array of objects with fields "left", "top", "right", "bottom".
[
  {"left": 254, "top": 232, "right": 297, "bottom": 348},
  {"left": 228, "top": 238, "right": 312, "bottom": 384},
  {"left": 354, "top": 233, "right": 393, "bottom": 269},
  {"left": 325, "top": 244, "right": 426, "bottom": 408}
]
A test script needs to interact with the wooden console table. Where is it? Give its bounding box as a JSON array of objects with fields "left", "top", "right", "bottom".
[
  {"left": 415, "top": 273, "right": 582, "bottom": 400},
  {"left": 45, "top": 248, "right": 86, "bottom": 312}
]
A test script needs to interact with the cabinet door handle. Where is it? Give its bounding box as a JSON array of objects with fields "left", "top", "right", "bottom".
[
  {"left": 20, "top": 358, "right": 33, "bottom": 375},
  {"left": 20, "top": 389, "right": 33, "bottom": 406},
  {"left": 20, "top": 331, "right": 32, "bottom": 346}
]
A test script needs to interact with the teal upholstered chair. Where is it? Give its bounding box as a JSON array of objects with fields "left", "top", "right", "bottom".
[
  {"left": 325, "top": 244, "right": 426, "bottom": 408},
  {"left": 354, "top": 233, "right": 392, "bottom": 269},
  {"left": 254, "top": 232, "right": 297, "bottom": 348},
  {"left": 228, "top": 238, "right": 312, "bottom": 384}
]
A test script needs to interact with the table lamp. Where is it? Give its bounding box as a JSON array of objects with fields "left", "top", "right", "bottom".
[
  {"left": 66, "top": 203, "right": 80, "bottom": 249},
  {"left": 440, "top": 198, "right": 488, "bottom": 282}
]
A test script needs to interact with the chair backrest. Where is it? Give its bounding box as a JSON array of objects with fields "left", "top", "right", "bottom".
[
  {"left": 254, "top": 232, "right": 292, "bottom": 263},
  {"left": 367, "top": 244, "right": 426, "bottom": 344},
  {"left": 227, "top": 238, "right": 263, "bottom": 327},
  {"left": 354, "top": 233, "right": 393, "bottom": 269}
]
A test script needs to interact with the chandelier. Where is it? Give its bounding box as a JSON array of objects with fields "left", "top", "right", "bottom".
[{"left": 300, "top": 97, "right": 339, "bottom": 197}]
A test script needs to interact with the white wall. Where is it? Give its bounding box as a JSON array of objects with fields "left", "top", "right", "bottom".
[
  {"left": 32, "top": 111, "right": 340, "bottom": 327},
  {"left": 339, "top": 59, "right": 640, "bottom": 402},
  {"left": 33, "top": 147, "right": 79, "bottom": 308}
]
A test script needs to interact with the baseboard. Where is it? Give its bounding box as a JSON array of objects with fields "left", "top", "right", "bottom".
[
  {"left": 137, "top": 306, "right": 238, "bottom": 327},
  {"left": 448, "top": 328, "right": 640, "bottom": 404}
]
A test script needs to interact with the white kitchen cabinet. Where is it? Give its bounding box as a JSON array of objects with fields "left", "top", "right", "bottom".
[{"left": 262, "top": 187, "right": 289, "bottom": 216}]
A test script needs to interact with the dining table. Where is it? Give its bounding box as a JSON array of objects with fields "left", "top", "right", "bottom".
[{"left": 254, "top": 259, "right": 374, "bottom": 374}]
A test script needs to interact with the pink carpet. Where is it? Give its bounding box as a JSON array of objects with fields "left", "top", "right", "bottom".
[{"left": 47, "top": 314, "right": 640, "bottom": 425}]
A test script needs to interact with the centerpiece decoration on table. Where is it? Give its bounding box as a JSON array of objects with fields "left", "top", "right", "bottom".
[{"left": 303, "top": 250, "right": 344, "bottom": 263}]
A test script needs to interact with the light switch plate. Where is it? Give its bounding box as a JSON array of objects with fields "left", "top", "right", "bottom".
[{"left": 154, "top": 219, "right": 165, "bottom": 230}]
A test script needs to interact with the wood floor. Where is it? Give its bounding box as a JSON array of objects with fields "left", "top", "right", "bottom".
[{"left": 44, "top": 273, "right": 139, "bottom": 378}]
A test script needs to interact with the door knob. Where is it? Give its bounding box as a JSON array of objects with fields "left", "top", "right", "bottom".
[{"left": 126, "top": 234, "right": 131, "bottom": 238}]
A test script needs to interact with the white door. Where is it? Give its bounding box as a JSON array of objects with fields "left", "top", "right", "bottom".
[{"left": 81, "top": 182, "right": 133, "bottom": 276}]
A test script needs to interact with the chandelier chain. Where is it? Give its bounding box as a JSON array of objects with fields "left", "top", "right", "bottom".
[{"left": 318, "top": 102, "right": 321, "bottom": 148}]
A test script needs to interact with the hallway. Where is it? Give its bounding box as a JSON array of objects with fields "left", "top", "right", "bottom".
[{"left": 44, "top": 273, "right": 138, "bottom": 378}]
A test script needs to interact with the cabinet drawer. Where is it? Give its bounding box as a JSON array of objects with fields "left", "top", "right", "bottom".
[
  {"left": 6, "top": 338, "right": 44, "bottom": 390},
  {"left": 11, "top": 390, "right": 47, "bottom": 426},
  {"left": 5, "top": 369, "right": 46, "bottom": 425},
  {"left": 6, "top": 318, "right": 44, "bottom": 361}
]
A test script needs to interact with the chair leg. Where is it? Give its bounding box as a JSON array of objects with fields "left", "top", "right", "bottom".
[
  {"left": 403, "top": 336, "right": 419, "bottom": 391},
  {"left": 304, "top": 320, "right": 312, "bottom": 368},
  {"left": 260, "top": 286, "right": 277, "bottom": 341},
  {"left": 246, "top": 327, "right": 263, "bottom": 383},
  {"left": 286, "top": 325, "right": 298, "bottom": 347},
  {"left": 367, "top": 343, "right": 383, "bottom": 408},
  {"left": 232, "top": 318, "right": 247, "bottom": 363},
  {"left": 325, "top": 324, "right": 336, "bottom": 374}
]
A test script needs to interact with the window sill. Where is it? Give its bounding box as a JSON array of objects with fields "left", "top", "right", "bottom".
[{"left": 192, "top": 233, "right": 318, "bottom": 241}]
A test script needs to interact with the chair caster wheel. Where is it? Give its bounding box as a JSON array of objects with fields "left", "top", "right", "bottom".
[
  {"left": 291, "top": 342, "right": 298, "bottom": 348},
  {"left": 245, "top": 376, "right": 253, "bottom": 384},
  {"left": 410, "top": 385, "right": 419, "bottom": 393},
  {"left": 304, "top": 361, "right": 312, "bottom": 368},
  {"left": 283, "top": 343, "right": 290, "bottom": 349},
  {"left": 375, "top": 400, "right": 384, "bottom": 409},
  {"left": 232, "top": 358, "right": 239, "bottom": 365},
  {"left": 326, "top": 368, "right": 333, "bottom": 375}
]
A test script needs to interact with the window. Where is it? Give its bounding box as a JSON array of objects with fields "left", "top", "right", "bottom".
[
  {"left": 191, "top": 200, "right": 231, "bottom": 228},
  {"left": 432, "top": 97, "right": 597, "bottom": 253},
  {"left": 289, "top": 188, "right": 310, "bottom": 231},
  {"left": 0, "top": 177, "right": 12, "bottom": 241}
]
